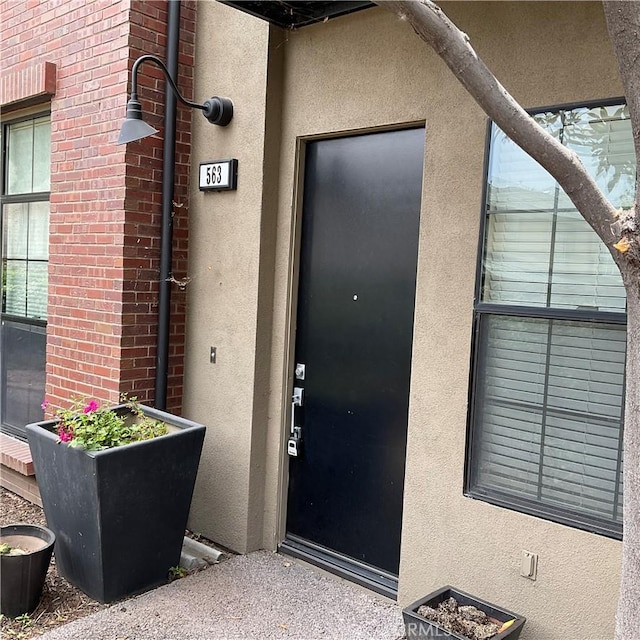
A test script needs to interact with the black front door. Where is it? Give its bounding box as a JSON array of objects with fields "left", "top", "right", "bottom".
[{"left": 285, "top": 128, "right": 424, "bottom": 591}]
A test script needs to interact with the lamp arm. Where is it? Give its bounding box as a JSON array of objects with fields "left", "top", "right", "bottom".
[{"left": 131, "top": 54, "right": 205, "bottom": 112}]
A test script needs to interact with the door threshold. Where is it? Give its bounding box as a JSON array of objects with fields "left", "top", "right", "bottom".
[{"left": 279, "top": 535, "right": 398, "bottom": 600}]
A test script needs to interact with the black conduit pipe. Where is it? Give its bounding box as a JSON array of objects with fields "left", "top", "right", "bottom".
[{"left": 155, "top": 0, "right": 181, "bottom": 410}]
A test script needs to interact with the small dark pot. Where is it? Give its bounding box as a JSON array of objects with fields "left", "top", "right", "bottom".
[
  {"left": 26, "top": 404, "right": 205, "bottom": 604},
  {"left": 1, "top": 523, "right": 55, "bottom": 617},
  {"left": 403, "top": 585, "right": 526, "bottom": 639}
]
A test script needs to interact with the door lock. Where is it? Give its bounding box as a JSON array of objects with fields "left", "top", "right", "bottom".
[
  {"left": 288, "top": 387, "right": 304, "bottom": 457},
  {"left": 295, "top": 363, "right": 306, "bottom": 380},
  {"left": 288, "top": 427, "right": 302, "bottom": 457}
]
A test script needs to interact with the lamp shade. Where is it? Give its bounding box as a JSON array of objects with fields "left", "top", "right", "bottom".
[
  {"left": 117, "top": 118, "right": 158, "bottom": 144},
  {"left": 117, "top": 97, "right": 159, "bottom": 144}
]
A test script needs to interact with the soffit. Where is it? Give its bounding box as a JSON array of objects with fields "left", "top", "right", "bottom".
[{"left": 219, "top": 1, "right": 374, "bottom": 29}]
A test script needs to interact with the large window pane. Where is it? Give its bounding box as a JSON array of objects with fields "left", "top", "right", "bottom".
[
  {"left": 28, "top": 202, "right": 50, "bottom": 260},
  {"left": 3, "top": 203, "right": 28, "bottom": 259},
  {"left": 483, "top": 211, "right": 554, "bottom": 306},
  {"left": 33, "top": 118, "right": 51, "bottom": 193},
  {"left": 482, "top": 105, "right": 630, "bottom": 312},
  {"left": 0, "top": 320, "right": 46, "bottom": 430},
  {"left": 560, "top": 105, "right": 635, "bottom": 210},
  {"left": 1, "top": 202, "right": 49, "bottom": 320},
  {"left": 549, "top": 211, "right": 626, "bottom": 311},
  {"left": 483, "top": 207, "right": 625, "bottom": 311},
  {"left": 6, "top": 121, "right": 34, "bottom": 194},
  {"left": 6, "top": 116, "right": 50, "bottom": 195},
  {"left": 4, "top": 261, "right": 27, "bottom": 316},
  {"left": 473, "top": 316, "right": 625, "bottom": 523},
  {"left": 474, "top": 316, "right": 547, "bottom": 499},
  {"left": 26, "top": 262, "right": 48, "bottom": 319},
  {"left": 487, "top": 130, "right": 558, "bottom": 213}
]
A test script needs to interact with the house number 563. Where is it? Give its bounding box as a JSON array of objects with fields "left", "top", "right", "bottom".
[{"left": 199, "top": 159, "right": 238, "bottom": 191}]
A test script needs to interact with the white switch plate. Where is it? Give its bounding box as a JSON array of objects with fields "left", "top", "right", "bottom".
[{"left": 520, "top": 550, "right": 538, "bottom": 580}]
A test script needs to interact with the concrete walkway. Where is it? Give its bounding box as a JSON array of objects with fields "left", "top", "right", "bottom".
[{"left": 39, "top": 551, "right": 405, "bottom": 640}]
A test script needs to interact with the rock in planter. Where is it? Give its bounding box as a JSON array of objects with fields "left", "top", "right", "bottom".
[
  {"left": 26, "top": 404, "right": 205, "bottom": 604},
  {"left": 1, "top": 523, "right": 56, "bottom": 617},
  {"left": 402, "top": 586, "right": 525, "bottom": 640}
]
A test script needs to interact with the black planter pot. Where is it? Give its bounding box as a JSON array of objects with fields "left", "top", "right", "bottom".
[
  {"left": 1, "top": 523, "right": 56, "bottom": 617},
  {"left": 403, "top": 585, "right": 526, "bottom": 639},
  {"left": 26, "top": 405, "right": 205, "bottom": 604}
]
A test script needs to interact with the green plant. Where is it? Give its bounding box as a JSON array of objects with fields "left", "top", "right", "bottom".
[
  {"left": 0, "top": 542, "right": 26, "bottom": 556},
  {"left": 46, "top": 396, "right": 168, "bottom": 451},
  {"left": 168, "top": 566, "right": 188, "bottom": 580},
  {"left": 14, "top": 614, "right": 32, "bottom": 628}
]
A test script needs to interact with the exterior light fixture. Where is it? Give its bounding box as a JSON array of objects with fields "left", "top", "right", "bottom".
[{"left": 117, "top": 54, "right": 233, "bottom": 144}]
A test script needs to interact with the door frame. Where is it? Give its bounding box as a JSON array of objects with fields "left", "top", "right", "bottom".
[{"left": 275, "top": 122, "right": 426, "bottom": 592}]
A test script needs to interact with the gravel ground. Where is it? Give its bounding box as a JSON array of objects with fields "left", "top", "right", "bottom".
[
  {"left": 36, "top": 550, "right": 405, "bottom": 640},
  {"left": 0, "top": 488, "right": 106, "bottom": 638},
  {"left": 0, "top": 488, "right": 222, "bottom": 638},
  {"left": 2, "top": 488, "right": 404, "bottom": 640}
]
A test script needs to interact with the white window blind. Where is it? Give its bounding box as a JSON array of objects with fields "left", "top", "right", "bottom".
[
  {"left": 475, "top": 317, "right": 625, "bottom": 523},
  {"left": 482, "top": 106, "right": 630, "bottom": 313},
  {"left": 2, "top": 117, "right": 51, "bottom": 321},
  {"left": 470, "top": 102, "right": 630, "bottom": 534}
]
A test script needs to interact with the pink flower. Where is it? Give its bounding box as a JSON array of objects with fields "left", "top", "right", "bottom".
[
  {"left": 41, "top": 399, "right": 49, "bottom": 410},
  {"left": 59, "top": 428, "right": 74, "bottom": 443},
  {"left": 83, "top": 400, "right": 99, "bottom": 414}
]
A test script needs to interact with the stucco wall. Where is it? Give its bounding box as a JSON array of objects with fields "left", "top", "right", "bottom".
[
  {"left": 187, "top": 2, "right": 623, "bottom": 638},
  {"left": 185, "top": 1, "right": 275, "bottom": 552}
]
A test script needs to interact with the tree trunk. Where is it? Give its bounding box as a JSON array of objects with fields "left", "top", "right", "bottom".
[
  {"left": 602, "top": 4, "right": 640, "bottom": 635},
  {"left": 617, "top": 266, "right": 640, "bottom": 639}
]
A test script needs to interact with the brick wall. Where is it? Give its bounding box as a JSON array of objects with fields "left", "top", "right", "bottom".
[
  {"left": 122, "top": 0, "right": 194, "bottom": 412},
  {"left": 0, "top": 0, "right": 194, "bottom": 415}
]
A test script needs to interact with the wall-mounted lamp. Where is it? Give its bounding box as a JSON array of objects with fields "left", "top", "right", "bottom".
[
  {"left": 117, "top": 54, "right": 233, "bottom": 144},
  {"left": 116, "top": 46, "right": 234, "bottom": 412}
]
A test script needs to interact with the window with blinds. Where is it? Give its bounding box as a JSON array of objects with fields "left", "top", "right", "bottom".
[
  {"left": 2, "top": 116, "right": 51, "bottom": 320},
  {"left": 1, "top": 114, "right": 50, "bottom": 437},
  {"left": 467, "top": 102, "right": 630, "bottom": 537}
]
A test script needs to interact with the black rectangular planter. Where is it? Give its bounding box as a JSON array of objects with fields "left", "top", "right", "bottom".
[
  {"left": 26, "top": 405, "right": 205, "bottom": 604},
  {"left": 403, "top": 586, "right": 525, "bottom": 639}
]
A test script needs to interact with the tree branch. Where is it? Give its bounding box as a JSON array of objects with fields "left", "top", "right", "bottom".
[
  {"left": 603, "top": 0, "right": 640, "bottom": 217},
  {"left": 375, "top": 0, "right": 621, "bottom": 250}
]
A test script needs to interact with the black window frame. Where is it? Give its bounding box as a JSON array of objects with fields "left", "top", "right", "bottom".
[
  {"left": 464, "top": 97, "right": 628, "bottom": 540},
  {"left": 0, "top": 110, "right": 51, "bottom": 440}
]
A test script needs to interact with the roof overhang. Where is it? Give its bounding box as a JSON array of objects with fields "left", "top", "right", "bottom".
[{"left": 219, "top": 1, "right": 374, "bottom": 29}]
